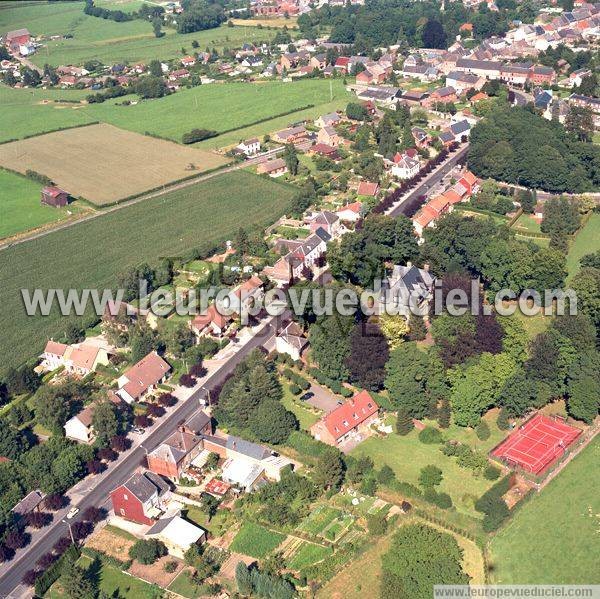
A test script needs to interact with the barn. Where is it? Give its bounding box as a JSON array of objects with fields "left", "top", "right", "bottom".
[{"left": 41, "top": 186, "right": 69, "bottom": 208}]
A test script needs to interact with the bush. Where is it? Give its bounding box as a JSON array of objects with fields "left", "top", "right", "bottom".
[
  {"left": 164, "top": 560, "right": 178, "bottom": 573},
  {"left": 289, "top": 383, "right": 301, "bottom": 395},
  {"left": 110, "top": 434, "right": 129, "bottom": 452},
  {"left": 419, "top": 426, "right": 444, "bottom": 444},
  {"left": 158, "top": 392, "right": 177, "bottom": 407},
  {"left": 476, "top": 420, "right": 490, "bottom": 441},
  {"left": 82, "top": 506, "right": 105, "bottom": 523},
  {"left": 484, "top": 464, "right": 501, "bottom": 480},
  {"left": 129, "top": 539, "right": 167, "bottom": 565},
  {"left": 182, "top": 128, "right": 218, "bottom": 144},
  {"left": 179, "top": 373, "right": 196, "bottom": 387},
  {"left": 134, "top": 415, "right": 152, "bottom": 428}
]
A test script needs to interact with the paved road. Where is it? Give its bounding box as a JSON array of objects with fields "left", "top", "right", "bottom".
[
  {"left": 387, "top": 144, "right": 470, "bottom": 217},
  {"left": 0, "top": 316, "right": 282, "bottom": 598},
  {"left": 0, "top": 147, "right": 284, "bottom": 252}
]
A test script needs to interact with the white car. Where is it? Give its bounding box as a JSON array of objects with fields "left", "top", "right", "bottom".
[{"left": 66, "top": 507, "right": 79, "bottom": 519}]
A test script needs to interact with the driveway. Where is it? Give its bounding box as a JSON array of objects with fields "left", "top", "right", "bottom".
[{"left": 306, "top": 382, "right": 341, "bottom": 414}]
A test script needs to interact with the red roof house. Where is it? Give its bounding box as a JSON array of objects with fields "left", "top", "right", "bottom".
[
  {"left": 116, "top": 352, "right": 170, "bottom": 404},
  {"left": 310, "top": 390, "right": 379, "bottom": 447},
  {"left": 110, "top": 470, "right": 170, "bottom": 525},
  {"left": 41, "top": 186, "right": 69, "bottom": 208},
  {"left": 357, "top": 181, "right": 380, "bottom": 197}
]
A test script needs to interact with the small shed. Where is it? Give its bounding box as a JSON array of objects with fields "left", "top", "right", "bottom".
[{"left": 41, "top": 186, "right": 69, "bottom": 208}]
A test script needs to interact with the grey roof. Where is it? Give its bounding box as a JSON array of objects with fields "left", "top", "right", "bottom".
[
  {"left": 447, "top": 71, "right": 480, "bottom": 84},
  {"left": 535, "top": 91, "right": 552, "bottom": 108},
  {"left": 450, "top": 120, "right": 471, "bottom": 135},
  {"left": 314, "top": 227, "right": 332, "bottom": 243},
  {"left": 439, "top": 131, "right": 455, "bottom": 143},
  {"left": 122, "top": 471, "right": 169, "bottom": 503},
  {"left": 456, "top": 58, "right": 502, "bottom": 71},
  {"left": 12, "top": 490, "right": 44, "bottom": 515},
  {"left": 226, "top": 435, "right": 271, "bottom": 461},
  {"left": 314, "top": 210, "right": 338, "bottom": 225},
  {"left": 185, "top": 410, "right": 211, "bottom": 434},
  {"left": 299, "top": 234, "right": 324, "bottom": 256},
  {"left": 147, "top": 515, "right": 176, "bottom": 535}
]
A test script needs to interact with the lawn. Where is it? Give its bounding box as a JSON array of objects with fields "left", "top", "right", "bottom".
[
  {"left": 297, "top": 505, "right": 342, "bottom": 536},
  {"left": 82, "top": 80, "right": 351, "bottom": 143},
  {"left": 0, "top": 123, "right": 227, "bottom": 205},
  {"left": 0, "top": 1, "right": 277, "bottom": 67},
  {"left": 512, "top": 213, "right": 543, "bottom": 234},
  {"left": 229, "top": 522, "right": 286, "bottom": 558},
  {"left": 351, "top": 419, "right": 501, "bottom": 518},
  {"left": 0, "top": 169, "right": 91, "bottom": 240},
  {"left": 286, "top": 542, "right": 332, "bottom": 570},
  {"left": 0, "top": 170, "right": 295, "bottom": 375},
  {"left": 566, "top": 212, "right": 600, "bottom": 281},
  {"left": 490, "top": 436, "right": 600, "bottom": 584},
  {"left": 46, "top": 554, "right": 160, "bottom": 599},
  {"left": 281, "top": 382, "right": 320, "bottom": 430},
  {"left": 168, "top": 569, "right": 211, "bottom": 599}
]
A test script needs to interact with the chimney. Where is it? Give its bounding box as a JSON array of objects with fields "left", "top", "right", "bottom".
[
  {"left": 407, "top": 261, "right": 412, "bottom": 268},
  {"left": 424, "top": 263, "right": 430, "bottom": 272}
]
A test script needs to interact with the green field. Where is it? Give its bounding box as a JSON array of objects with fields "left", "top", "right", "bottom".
[
  {"left": 566, "top": 213, "right": 600, "bottom": 280},
  {"left": 351, "top": 414, "right": 505, "bottom": 518},
  {"left": 0, "top": 169, "right": 89, "bottom": 239},
  {"left": 512, "top": 213, "right": 543, "bottom": 234},
  {"left": 229, "top": 522, "right": 286, "bottom": 558},
  {"left": 0, "top": 1, "right": 276, "bottom": 67},
  {"left": 0, "top": 85, "right": 93, "bottom": 143},
  {"left": 0, "top": 171, "right": 295, "bottom": 375},
  {"left": 82, "top": 80, "right": 350, "bottom": 142},
  {"left": 286, "top": 542, "right": 332, "bottom": 570},
  {"left": 490, "top": 436, "right": 600, "bottom": 584}
]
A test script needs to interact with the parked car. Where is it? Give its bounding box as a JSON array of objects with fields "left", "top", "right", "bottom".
[
  {"left": 300, "top": 391, "right": 314, "bottom": 402},
  {"left": 131, "top": 427, "right": 145, "bottom": 435},
  {"left": 66, "top": 507, "right": 79, "bottom": 519}
]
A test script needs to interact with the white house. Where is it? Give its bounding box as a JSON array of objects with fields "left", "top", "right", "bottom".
[
  {"left": 336, "top": 201, "right": 363, "bottom": 223},
  {"left": 221, "top": 458, "right": 266, "bottom": 492},
  {"left": 275, "top": 321, "right": 309, "bottom": 361},
  {"left": 391, "top": 154, "right": 420, "bottom": 180},
  {"left": 64, "top": 405, "right": 95, "bottom": 443},
  {"left": 40, "top": 340, "right": 110, "bottom": 376},
  {"left": 236, "top": 137, "right": 260, "bottom": 156}
]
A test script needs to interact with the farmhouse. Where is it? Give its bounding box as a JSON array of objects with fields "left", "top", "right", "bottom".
[
  {"left": 315, "top": 112, "right": 341, "bottom": 128},
  {"left": 146, "top": 427, "right": 204, "bottom": 481},
  {"left": 116, "top": 352, "right": 171, "bottom": 404},
  {"left": 40, "top": 340, "right": 110, "bottom": 376},
  {"left": 5, "top": 29, "right": 30, "bottom": 52},
  {"left": 236, "top": 138, "right": 260, "bottom": 156},
  {"left": 310, "top": 390, "right": 379, "bottom": 448},
  {"left": 41, "top": 186, "right": 69, "bottom": 208},
  {"left": 110, "top": 470, "right": 171, "bottom": 525},
  {"left": 317, "top": 126, "right": 343, "bottom": 147},
  {"left": 257, "top": 158, "right": 288, "bottom": 177}
]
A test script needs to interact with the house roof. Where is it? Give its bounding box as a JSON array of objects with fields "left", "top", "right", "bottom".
[
  {"left": 318, "top": 390, "right": 379, "bottom": 441},
  {"left": 68, "top": 344, "right": 101, "bottom": 371},
  {"left": 121, "top": 470, "right": 169, "bottom": 502},
  {"left": 260, "top": 158, "right": 287, "bottom": 172},
  {"left": 42, "top": 186, "right": 67, "bottom": 198},
  {"left": 6, "top": 29, "right": 30, "bottom": 40},
  {"left": 337, "top": 201, "right": 362, "bottom": 215},
  {"left": 450, "top": 120, "right": 471, "bottom": 135},
  {"left": 11, "top": 490, "right": 43, "bottom": 515},
  {"left": 357, "top": 181, "right": 379, "bottom": 196},
  {"left": 226, "top": 435, "right": 271, "bottom": 461},
  {"left": 313, "top": 210, "right": 339, "bottom": 225},
  {"left": 44, "top": 339, "right": 68, "bottom": 357},
  {"left": 192, "top": 303, "right": 232, "bottom": 331},
  {"left": 313, "top": 226, "right": 332, "bottom": 243},
  {"left": 428, "top": 195, "right": 452, "bottom": 213},
  {"left": 414, "top": 205, "right": 439, "bottom": 227},
  {"left": 234, "top": 275, "right": 263, "bottom": 298},
  {"left": 74, "top": 405, "right": 95, "bottom": 427},
  {"left": 147, "top": 514, "right": 206, "bottom": 546},
  {"left": 433, "top": 86, "right": 456, "bottom": 97},
  {"left": 120, "top": 352, "right": 170, "bottom": 400},
  {"left": 278, "top": 321, "right": 308, "bottom": 351},
  {"left": 185, "top": 410, "right": 211, "bottom": 434}
]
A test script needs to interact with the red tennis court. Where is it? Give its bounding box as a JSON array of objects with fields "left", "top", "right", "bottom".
[{"left": 491, "top": 414, "right": 581, "bottom": 475}]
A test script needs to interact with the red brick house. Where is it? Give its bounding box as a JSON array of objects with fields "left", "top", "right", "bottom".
[
  {"left": 41, "top": 186, "right": 69, "bottom": 208},
  {"left": 310, "top": 390, "right": 379, "bottom": 447},
  {"left": 110, "top": 470, "right": 170, "bottom": 525},
  {"left": 146, "top": 428, "right": 204, "bottom": 480}
]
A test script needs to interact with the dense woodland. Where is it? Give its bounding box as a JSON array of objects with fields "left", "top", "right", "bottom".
[{"left": 468, "top": 107, "right": 600, "bottom": 193}]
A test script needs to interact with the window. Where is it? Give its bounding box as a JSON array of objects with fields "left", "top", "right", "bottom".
[
  {"left": 123, "top": 493, "right": 128, "bottom": 500},
  {"left": 120, "top": 508, "right": 125, "bottom": 515}
]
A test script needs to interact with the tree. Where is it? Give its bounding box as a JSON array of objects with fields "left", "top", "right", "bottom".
[
  {"left": 129, "top": 539, "right": 167, "bottom": 564},
  {"left": 367, "top": 512, "right": 388, "bottom": 536},
  {"left": 377, "top": 464, "right": 395, "bottom": 485},
  {"left": 134, "top": 75, "right": 168, "bottom": 99},
  {"left": 91, "top": 400, "right": 120, "bottom": 447},
  {"left": 379, "top": 314, "right": 409, "bottom": 349},
  {"left": 129, "top": 326, "right": 158, "bottom": 363},
  {"left": 497, "top": 407, "right": 510, "bottom": 430},
  {"left": 345, "top": 322, "right": 389, "bottom": 390},
  {"left": 498, "top": 368, "right": 538, "bottom": 417},
  {"left": 421, "top": 19, "right": 447, "bottom": 49},
  {"left": 248, "top": 400, "right": 297, "bottom": 444},
  {"left": 283, "top": 143, "right": 299, "bottom": 176},
  {"left": 60, "top": 559, "right": 97, "bottom": 599},
  {"left": 395, "top": 407, "right": 414, "bottom": 435},
  {"left": 152, "top": 17, "right": 163, "bottom": 38},
  {"left": 312, "top": 447, "right": 344, "bottom": 490},
  {"left": 475, "top": 420, "right": 490, "bottom": 441},
  {"left": 381, "top": 524, "right": 468, "bottom": 599},
  {"left": 32, "top": 385, "right": 75, "bottom": 433},
  {"left": 408, "top": 313, "right": 427, "bottom": 341},
  {"left": 419, "top": 465, "right": 443, "bottom": 488},
  {"left": 346, "top": 102, "right": 368, "bottom": 121},
  {"left": 541, "top": 197, "right": 580, "bottom": 237},
  {"left": 565, "top": 106, "right": 595, "bottom": 142},
  {"left": 236, "top": 561, "right": 253, "bottom": 595},
  {"left": 567, "top": 375, "right": 598, "bottom": 423},
  {"left": 437, "top": 398, "right": 451, "bottom": 429},
  {"left": 309, "top": 313, "right": 353, "bottom": 382},
  {"left": 516, "top": 188, "right": 535, "bottom": 213},
  {"left": 0, "top": 419, "right": 31, "bottom": 460}
]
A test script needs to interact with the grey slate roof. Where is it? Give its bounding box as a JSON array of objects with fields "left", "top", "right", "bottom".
[
  {"left": 122, "top": 471, "right": 169, "bottom": 502},
  {"left": 227, "top": 435, "right": 271, "bottom": 461}
]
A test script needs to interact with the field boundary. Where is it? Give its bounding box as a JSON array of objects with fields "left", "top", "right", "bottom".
[{"left": 0, "top": 120, "right": 100, "bottom": 146}]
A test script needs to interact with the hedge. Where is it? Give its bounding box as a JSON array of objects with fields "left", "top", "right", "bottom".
[
  {"left": 0, "top": 122, "right": 100, "bottom": 145},
  {"left": 34, "top": 544, "right": 80, "bottom": 596}
]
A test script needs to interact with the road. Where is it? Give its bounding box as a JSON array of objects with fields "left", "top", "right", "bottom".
[
  {"left": 387, "top": 144, "right": 470, "bottom": 217},
  {"left": 0, "top": 316, "right": 282, "bottom": 598},
  {"left": 0, "top": 146, "right": 284, "bottom": 252}
]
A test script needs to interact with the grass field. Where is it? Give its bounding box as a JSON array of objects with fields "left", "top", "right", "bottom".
[
  {"left": 286, "top": 542, "right": 332, "bottom": 570},
  {"left": 0, "top": 123, "right": 227, "bottom": 205},
  {"left": 0, "top": 170, "right": 295, "bottom": 375},
  {"left": 566, "top": 213, "right": 600, "bottom": 280},
  {"left": 46, "top": 554, "right": 158, "bottom": 599},
  {"left": 0, "top": 1, "right": 277, "bottom": 67},
  {"left": 490, "top": 436, "right": 600, "bottom": 584},
  {"left": 0, "top": 169, "right": 90, "bottom": 239},
  {"left": 82, "top": 80, "right": 351, "bottom": 143},
  {"left": 351, "top": 413, "right": 504, "bottom": 518},
  {"left": 281, "top": 382, "right": 320, "bottom": 430},
  {"left": 512, "top": 213, "right": 543, "bottom": 234},
  {"left": 229, "top": 522, "right": 286, "bottom": 558},
  {"left": 0, "top": 85, "right": 93, "bottom": 143}
]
